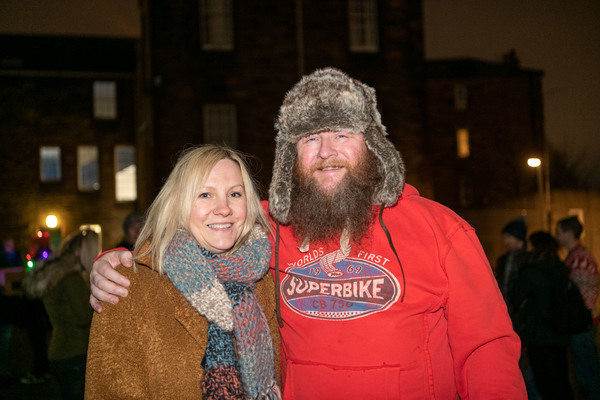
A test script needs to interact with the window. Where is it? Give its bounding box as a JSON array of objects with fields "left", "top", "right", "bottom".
[
  {"left": 78, "top": 146, "right": 100, "bottom": 191},
  {"left": 348, "top": 0, "right": 379, "bottom": 53},
  {"left": 454, "top": 84, "right": 468, "bottom": 111},
  {"left": 40, "top": 146, "right": 61, "bottom": 182},
  {"left": 114, "top": 145, "right": 137, "bottom": 202},
  {"left": 203, "top": 105, "right": 237, "bottom": 147},
  {"left": 456, "top": 129, "right": 470, "bottom": 158},
  {"left": 199, "top": 0, "right": 233, "bottom": 50},
  {"left": 93, "top": 81, "right": 117, "bottom": 120}
]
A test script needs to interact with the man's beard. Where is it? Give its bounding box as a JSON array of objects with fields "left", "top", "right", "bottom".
[{"left": 289, "top": 151, "right": 381, "bottom": 244}]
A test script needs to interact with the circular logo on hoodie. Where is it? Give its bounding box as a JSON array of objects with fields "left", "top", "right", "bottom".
[{"left": 281, "top": 255, "right": 400, "bottom": 320}]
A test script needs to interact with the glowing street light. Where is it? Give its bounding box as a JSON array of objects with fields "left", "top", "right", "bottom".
[
  {"left": 45, "top": 214, "right": 58, "bottom": 228},
  {"left": 527, "top": 158, "right": 541, "bottom": 168}
]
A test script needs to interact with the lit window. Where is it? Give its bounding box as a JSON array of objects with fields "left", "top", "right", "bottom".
[
  {"left": 78, "top": 146, "right": 100, "bottom": 191},
  {"left": 40, "top": 146, "right": 61, "bottom": 182},
  {"left": 456, "top": 128, "right": 470, "bottom": 158},
  {"left": 199, "top": 0, "right": 233, "bottom": 51},
  {"left": 115, "top": 145, "right": 137, "bottom": 202},
  {"left": 454, "top": 84, "right": 468, "bottom": 111},
  {"left": 93, "top": 81, "right": 117, "bottom": 120},
  {"left": 203, "top": 105, "right": 237, "bottom": 147},
  {"left": 348, "top": 0, "right": 379, "bottom": 53}
]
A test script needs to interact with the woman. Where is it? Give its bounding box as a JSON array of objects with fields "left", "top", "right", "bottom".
[
  {"left": 23, "top": 228, "right": 99, "bottom": 400},
  {"left": 85, "top": 145, "right": 281, "bottom": 399},
  {"left": 510, "top": 231, "right": 573, "bottom": 400}
]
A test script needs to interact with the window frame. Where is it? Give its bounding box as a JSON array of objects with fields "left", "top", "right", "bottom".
[
  {"left": 203, "top": 104, "right": 238, "bottom": 147},
  {"left": 453, "top": 84, "right": 469, "bottom": 111},
  {"left": 40, "top": 146, "right": 62, "bottom": 182},
  {"left": 114, "top": 145, "right": 137, "bottom": 202},
  {"left": 77, "top": 145, "right": 100, "bottom": 192},
  {"left": 348, "top": 0, "right": 379, "bottom": 53},
  {"left": 93, "top": 81, "right": 117, "bottom": 120},
  {"left": 199, "top": 0, "right": 234, "bottom": 51},
  {"left": 456, "top": 128, "right": 470, "bottom": 159}
]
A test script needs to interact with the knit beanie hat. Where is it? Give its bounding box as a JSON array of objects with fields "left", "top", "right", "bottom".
[
  {"left": 268, "top": 67, "right": 406, "bottom": 224},
  {"left": 502, "top": 217, "right": 527, "bottom": 242}
]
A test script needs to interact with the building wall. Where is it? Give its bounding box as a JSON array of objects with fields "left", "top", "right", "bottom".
[
  {"left": 426, "top": 57, "right": 545, "bottom": 209},
  {"left": 0, "top": 36, "right": 138, "bottom": 257},
  {"left": 142, "top": 0, "right": 428, "bottom": 201},
  {"left": 460, "top": 189, "right": 600, "bottom": 271}
]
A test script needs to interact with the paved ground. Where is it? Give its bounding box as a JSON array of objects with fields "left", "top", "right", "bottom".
[
  {"left": 1, "top": 374, "right": 61, "bottom": 400},
  {"left": 1, "top": 326, "right": 61, "bottom": 400}
]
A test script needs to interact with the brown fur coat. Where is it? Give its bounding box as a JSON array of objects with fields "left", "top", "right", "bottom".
[{"left": 85, "top": 252, "right": 280, "bottom": 399}]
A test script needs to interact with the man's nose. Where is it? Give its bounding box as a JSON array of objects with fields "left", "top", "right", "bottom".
[{"left": 318, "top": 136, "right": 337, "bottom": 159}]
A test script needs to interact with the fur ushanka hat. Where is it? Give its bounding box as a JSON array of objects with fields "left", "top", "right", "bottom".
[{"left": 268, "top": 67, "right": 406, "bottom": 224}]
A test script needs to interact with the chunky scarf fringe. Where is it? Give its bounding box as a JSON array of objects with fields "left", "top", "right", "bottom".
[{"left": 164, "top": 227, "right": 280, "bottom": 400}]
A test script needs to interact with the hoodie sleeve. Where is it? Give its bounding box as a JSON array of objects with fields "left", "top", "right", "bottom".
[{"left": 443, "top": 225, "right": 527, "bottom": 399}]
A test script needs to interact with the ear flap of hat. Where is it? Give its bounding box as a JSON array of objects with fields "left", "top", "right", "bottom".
[{"left": 268, "top": 137, "right": 296, "bottom": 224}]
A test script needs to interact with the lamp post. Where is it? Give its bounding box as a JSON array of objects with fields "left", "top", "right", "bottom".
[{"left": 527, "top": 157, "right": 550, "bottom": 230}]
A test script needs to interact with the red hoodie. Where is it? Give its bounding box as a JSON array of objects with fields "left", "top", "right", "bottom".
[{"left": 263, "top": 184, "right": 526, "bottom": 399}]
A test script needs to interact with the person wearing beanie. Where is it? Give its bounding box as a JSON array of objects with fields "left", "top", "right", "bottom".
[
  {"left": 495, "top": 217, "right": 541, "bottom": 400},
  {"left": 496, "top": 217, "right": 529, "bottom": 313},
  {"left": 556, "top": 216, "right": 600, "bottom": 399},
  {"left": 88, "top": 68, "right": 526, "bottom": 399}
]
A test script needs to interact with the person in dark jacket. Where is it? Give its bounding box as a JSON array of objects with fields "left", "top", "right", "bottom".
[
  {"left": 511, "top": 231, "right": 574, "bottom": 400},
  {"left": 23, "top": 228, "right": 99, "bottom": 400}
]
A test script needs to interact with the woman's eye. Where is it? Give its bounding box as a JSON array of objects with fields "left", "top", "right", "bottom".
[
  {"left": 199, "top": 192, "right": 210, "bottom": 199},
  {"left": 230, "top": 191, "right": 243, "bottom": 198}
]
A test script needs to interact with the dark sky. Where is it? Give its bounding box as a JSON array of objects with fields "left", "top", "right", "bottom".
[
  {"left": 424, "top": 0, "right": 600, "bottom": 188},
  {"left": 2, "top": 0, "right": 598, "bottom": 187}
]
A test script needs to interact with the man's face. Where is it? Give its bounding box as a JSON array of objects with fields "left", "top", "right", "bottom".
[
  {"left": 503, "top": 233, "right": 524, "bottom": 251},
  {"left": 295, "top": 131, "right": 368, "bottom": 194}
]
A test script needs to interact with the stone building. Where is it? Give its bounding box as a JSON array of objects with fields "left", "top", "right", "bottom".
[
  {"left": 0, "top": 35, "right": 138, "bottom": 253},
  {"left": 426, "top": 51, "right": 545, "bottom": 210},
  {"left": 0, "top": 0, "right": 427, "bottom": 257}
]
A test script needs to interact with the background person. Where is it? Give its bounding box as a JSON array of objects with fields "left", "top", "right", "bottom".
[
  {"left": 556, "top": 216, "right": 600, "bottom": 399},
  {"left": 510, "top": 231, "right": 574, "bottom": 400},
  {"left": 85, "top": 145, "right": 280, "bottom": 400},
  {"left": 89, "top": 68, "right": 526, "bottom": 399},
  {"left": 22, "top": 228, "right": 98, "bottom": 400},
  {"left": 115, "top": 212, "right": 145, "bottom": 251},
  {"left": 495, "top": 216, "right": 540, "bottom": 399}
]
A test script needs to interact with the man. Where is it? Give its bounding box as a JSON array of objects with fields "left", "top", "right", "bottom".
[
  {"left": 90, "top": 68, "right": 526, "bottom": 399},
  {"left": 495, "top": 216, "right": 529, "bottom": 317},
  {"left": 114, "top": 212, "right": 145, "bottom": 251},
  {"left": 556, "top": 216, "right": 600, "bottom": 399},
  {"left": 495, "top": 217, "right": 541, "bottom": 400}
]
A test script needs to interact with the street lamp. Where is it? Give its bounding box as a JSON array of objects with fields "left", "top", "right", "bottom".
[
  {"left": 527, "top": 157, "right": 550, "bottom": 230},
  {"left": 45, "top": 213, "right": 62, "bottom": 252}
]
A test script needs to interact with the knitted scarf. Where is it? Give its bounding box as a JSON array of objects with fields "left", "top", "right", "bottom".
[{"left": 163, "top": 227, "right": 281, "bottom": 400}]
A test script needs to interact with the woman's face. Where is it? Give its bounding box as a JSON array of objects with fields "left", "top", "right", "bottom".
[{"left": 189, "top": 158, "right": 248, "bottom": 254}]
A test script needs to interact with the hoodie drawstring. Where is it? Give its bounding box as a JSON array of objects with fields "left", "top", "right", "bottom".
[{"left": 378, "top": 205, "right": 406, "bottom": 302}]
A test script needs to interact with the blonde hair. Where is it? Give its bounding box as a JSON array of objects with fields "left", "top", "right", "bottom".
[
  {"left": 134, "top": 144, "right": 269, "bottom": 274},
  {"left": 58, "top": 228, "right": 100, "bottom": 272}
]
